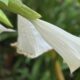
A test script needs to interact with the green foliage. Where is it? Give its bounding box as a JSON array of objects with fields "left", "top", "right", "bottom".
[
  {"left": 0, "top": 0, "right": 9, "bottom": 5},
  {"left": 0, "top": 10, "right": 13, "bottom": 27},
  {"left": 0, "top": 32, "right": 17, "bottom": 41},
  {"left": 0, "top": 0, "right": 41, "bottom": 20},
  {"left": 0, "top": 0, "right": 80, "bottom": 80}
]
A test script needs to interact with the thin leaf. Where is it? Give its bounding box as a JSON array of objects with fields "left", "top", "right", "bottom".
[
  {"left": 0, "top": 10, "right": 13, "bottom": 27},
  {"left": 40, "top": 71, "right": 50, "bottom": 80},
  {"left": 30, "top": 58, "right": 42, "bottom": 80},
  {"left": 0, "top": 0, "right": 41, "bottom": 20},
  {"left": 8, "top": 0, "right": 41, "bottom": 20},
  {"left": 0, "top": 32, "right": 16, "bottom": 41}
]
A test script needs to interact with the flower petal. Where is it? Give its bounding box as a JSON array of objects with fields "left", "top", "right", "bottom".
[
  {"left": 31, "top": 19, "right": 80, "bottom": 72},
  {"left": 0, "top": 24, "right": 15, "bottom": 33},
  {"left": 17, "top": 15, "right": 52, "bottom": 58}
]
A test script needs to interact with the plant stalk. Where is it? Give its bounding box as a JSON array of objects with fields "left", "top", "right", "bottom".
[
  {"left": 54, "top": 60, "right": 65, "bottom": 80},
  {"left": 50, "top": 50, "right": 65, "bottom": 80}
]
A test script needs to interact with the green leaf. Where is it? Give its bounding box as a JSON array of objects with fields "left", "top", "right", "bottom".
[
  {"left": 31, "top": 58, "right": 42, "bottom": 80},
  {"left": 0, "top": 0, "right": 41, "bottom": 20},
  {"left": 0, "top": 32, "right": 16, "bottom": 41},
  {"left": 40, "top": 71, "right": 50, "bottom": 80},
  {"left": 0, "top": 10, "right": 13, "bottom": 27},
  {"left": 0, "top": 0, "right": 9, "bottom": 5},
  {"left": 8, "top": 0, "right": 41, "bottom": 20}
]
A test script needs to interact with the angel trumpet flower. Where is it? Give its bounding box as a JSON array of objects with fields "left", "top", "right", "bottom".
[
  {"left": 17, "top": 15, "right": 52, "bottom": 58},
  {"left": 0, "top": 24, "right": 15, "bottom": 33},
  {"left": 18, "top": 15, "right": 80, "bottom": 73}
]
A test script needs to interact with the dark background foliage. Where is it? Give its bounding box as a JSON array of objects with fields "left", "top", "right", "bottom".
[{"left": 0, "top": 0, "right": 80, "bottom": 80}]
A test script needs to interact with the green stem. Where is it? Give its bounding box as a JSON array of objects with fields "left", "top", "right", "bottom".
[
  {"left": 54, "top": 60, "right": 65, "bottom": 80},
  {"left": 50, "top": 50, "right": 65, "bottom": 80}
]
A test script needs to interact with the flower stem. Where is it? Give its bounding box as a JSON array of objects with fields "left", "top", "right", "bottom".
[
  {"left": 49, "top": 50, "right": 65, "bottom": 80},
  {"left": 54, "top": 60, "right": 65, "bottom": 80}
]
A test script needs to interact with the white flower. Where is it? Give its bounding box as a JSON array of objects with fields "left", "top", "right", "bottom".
[
  {"left": 17, "top": 15, "right": 52, "bottom": 58},
  {"left": 0, "top": 24, "right": 15, "bottom": 33},
  {"left": 18, "top": 15, "right": 80, "bottom": 73}
]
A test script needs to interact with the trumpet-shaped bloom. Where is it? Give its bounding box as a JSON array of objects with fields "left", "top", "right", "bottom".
[
  {"left": 17, "top": 15, "right": 52, "bottom": 58},
  {"left": 18, "top": 15, "right": 80, "bottom": 73},
  {"left": 0, "top": 24, "right": 15, "bottom": 33}
]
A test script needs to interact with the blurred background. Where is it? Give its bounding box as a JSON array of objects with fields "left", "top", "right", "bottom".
[{"left": 0, "top": 0, "right": 80, "bottom": 80}]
